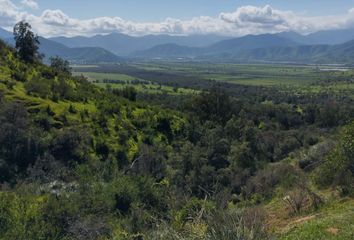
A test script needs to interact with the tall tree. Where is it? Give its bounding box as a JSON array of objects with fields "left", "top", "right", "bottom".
[{"left": 13, "top": 21, "right": 40, "bottom": 63}]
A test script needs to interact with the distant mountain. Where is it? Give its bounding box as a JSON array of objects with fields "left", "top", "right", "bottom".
[
  {"left": 50, "top": 33, "right": 229, "bottom": 56},
  {"left": 206, "top": 34, "right": 298, "bottom": 54},
  {"left": 305, "top": 28, "right": 354, "bottom": 45},
  {"left": 0, "top": 28, "right": 12, "bottom": 39},
  {"left": 234, "top": 45, "right": 331, "bottom": 62},
  {"left": 37, "top": 37, "right": 121, "bottom": 63},
  {"left": 275, "top": 29, "right": 354, "bottom": 45},
  {"left": 133, "top": 43, "right": 203, "bottom": 58},
  {"left": 217, "top": 40, "right": 354, "bottom": 63},
  {"left": 321, "top": 39, "right": 354, "bottom": 62},
  {"left": 1, "top": 36, "right": 121, "bottom": 64},
  {"left": 275, "top": 31, "right": 312, "bottom": 45},
  {"left": 133, "top": 33, "right": 300, "bottom": 59},
  {"left": 4, "top": 26, "right": 354, "bottom": 63},
  {"left": 133, "top": 33, "right": 354, "bottom": 64}
]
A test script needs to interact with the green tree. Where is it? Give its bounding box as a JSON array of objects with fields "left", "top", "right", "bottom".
[
  {"left": 188, "top": 86, "right": 233, "bottom": 124},
  {"left": 50, "top": 56, "right": 71, "bottom": 75},
  {"left": 13, "top": 21, "right": 40, "bottom": 63}
]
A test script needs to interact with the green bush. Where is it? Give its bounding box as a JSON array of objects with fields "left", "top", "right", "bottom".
[
  {"left": 314, "top": 122, "right": 354, "bottom": 194},
  {"left": 24, "top": 75, "right": 51, "bottom": 98}
]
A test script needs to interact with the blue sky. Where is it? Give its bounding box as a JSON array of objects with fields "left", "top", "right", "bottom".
[
  {"left": 14, "top": 0, "right": 354, "bottom": 21},
  {"left": 2, "top": 0, "right": 354, "bottom": 37}
]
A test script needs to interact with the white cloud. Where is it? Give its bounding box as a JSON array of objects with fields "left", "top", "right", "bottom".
[
  {"left": 21, "top": 0, "right": 38, "bottom": 10},
  {"left": 41, "top": 10, "right": 72, "bottom": 26},
  {"left": 220, "top": 5, "right": 287, "bottom": 26},
  {"left": 0, "top": 0, "right": 22, "bottom": 26},
  {"left": 1, "top": 1, "right": 354, "bottom": 37}
]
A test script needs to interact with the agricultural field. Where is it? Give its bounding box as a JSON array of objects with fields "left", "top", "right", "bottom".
[
  {"left": 72, "top": 69, "right": 198, "bottom": 95},
  {"left": 72, "top": 62, "right": 354, "bottom": 98}
]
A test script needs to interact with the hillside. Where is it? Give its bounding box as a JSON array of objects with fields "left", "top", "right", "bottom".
[{"left": 0, "top": 35, "right": 353, "bottom": 240}]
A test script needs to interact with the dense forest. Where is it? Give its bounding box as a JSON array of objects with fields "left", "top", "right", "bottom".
[{"left": 0, "top": 22, "right": 353, "bottom": 240}]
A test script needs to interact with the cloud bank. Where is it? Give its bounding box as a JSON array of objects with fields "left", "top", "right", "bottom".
[{"left": 1, "top": 0, "right": 354, "bottom": 37}]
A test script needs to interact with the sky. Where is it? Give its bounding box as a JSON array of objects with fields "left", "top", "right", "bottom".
[{"left": 1, "top": 0, "right": 354, "bottom": 37}]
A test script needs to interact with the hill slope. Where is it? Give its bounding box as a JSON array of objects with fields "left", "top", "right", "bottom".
[{"left": 0, "top": 39, "right": 353, "bottom": 239}]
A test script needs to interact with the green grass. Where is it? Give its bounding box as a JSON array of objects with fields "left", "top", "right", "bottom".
[
  {"left": 72, "top": 69, "right": 197, "bottom": 95},
  {"left": 72, "top": 71, "right": 141, "bottom": 83},
  {"left": 134, "top": 62, "right": 354, "bottom": 88},
  {"left": 2, "top": 82, "right": 97, "bottom": 120},
  {"left": 95, "top": 82, "right": 197, "bottom": 95},
  {"left": 278, "top": 198, "right": 354, "bottom": 240}
]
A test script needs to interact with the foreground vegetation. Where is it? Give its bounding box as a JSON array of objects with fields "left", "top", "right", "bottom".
[{"left": 0, "top": 23, "right": 353, "bottom": 239}]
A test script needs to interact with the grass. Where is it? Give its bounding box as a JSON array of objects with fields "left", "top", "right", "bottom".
[
  {"left": 278, "top": 198, "right": 354, "bottom": 240},
  {"left": 134, "top": 62, "right": 354, "bottom": 88},
  {"left": 73, "top": 70, "right": 198, "bottom": 95},
  {"left": 95, "top": 82, "right": 197, "bottom": 95},
  {"left": 72, "top": 71, "right": 140, "bottom": 82},
  {"left": 1, "top": 82, "right": 97, "bottom": 122}
]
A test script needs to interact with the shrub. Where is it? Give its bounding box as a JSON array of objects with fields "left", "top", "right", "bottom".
[
  {"left": 283, "top": 186, "right": 322, "bottom": 215},
  {"left": 314, "top": 122, "right": 354, "bottom": 194},
  {"left": 0, "top": 90, "right": 3, "bottom": 103},
  {"left": 205, "top": 208, "right": 269, "bottom": 240},
  {"left": 24, "top": 76, "right": 51, "bottom": 98},
  {"left": 0, "top": 192, "right": 61, "bottom": 239},
  {"left": 6, "top": 80, "right": 16, "bottom": 89},
  {"left": 50, "top": 127, "right": 92, "bottom": 165},
  {"left": 243, "top": 163, "right": 301, "bottom": 200},
  {"left": 298, "top": 141, "right": 334, "bottom": 171},
  {"left": 11, "top": 70, "right": 27, "bottom": 82}
]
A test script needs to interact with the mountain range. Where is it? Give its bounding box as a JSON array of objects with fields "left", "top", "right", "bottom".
[
  {"left": 2, "top": 27, "right": 354, "bottom": 64},
  {"left": 135, "top": 38, "right": 354, "bottom": 64},
  {"left": 132, "top": 30, "right": 354, "bottom": 63},
  {"left": 36, "top": 37, "right": 121, "bottom": 64},
  {"left": 0, "top": 28, "right": 12, "bottom": 39},
  {"left": 50, "top": 33, "right": 229, "bottom": 56},
  {"left": 0, "top": 29, "right": 121, "bottom": 63},
  {"left": 134, "top": 34, "right": 298, "bottom": 58}
]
